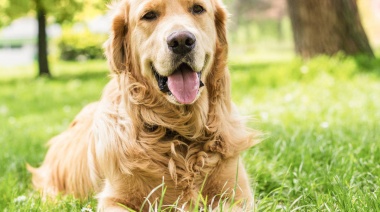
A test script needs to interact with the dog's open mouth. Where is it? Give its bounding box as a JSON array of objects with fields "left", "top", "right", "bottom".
[{"left": 153, "top": 63, "right": 204, "bottom": 104}]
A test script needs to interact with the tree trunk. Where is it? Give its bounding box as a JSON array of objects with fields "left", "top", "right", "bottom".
[
  {"left": 36, "top": 2, "right": 51, "bottom": 77},
  {"left": 287, "top": 0, "right": 374, "bottom": 58}
]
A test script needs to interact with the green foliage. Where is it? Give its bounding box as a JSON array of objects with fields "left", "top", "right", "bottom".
[
  {"left": 0, "top": 55, "right": 380, "bottom": 210},
  {"left": 42, "top": 0, "right": 83, "bottom": 24},
  {"left": 0, "top": 0, "right": 107, "bottom": 26},
  {"left": 57, "top": 29, "right": 108, "bottom": 61},
  {"left": 0, "top": 0, "right": 81, "bottom": 26},
  {"left": 0, "top": 0, "right": 30, "bottom": 27}
]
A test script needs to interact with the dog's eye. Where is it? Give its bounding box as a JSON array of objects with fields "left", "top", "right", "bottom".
[
  {"left": 142, "top": 11, "right": 158, "bottom": 21},
  {"left": 191, "top": 4, "right": 205, "bottom": 14}
]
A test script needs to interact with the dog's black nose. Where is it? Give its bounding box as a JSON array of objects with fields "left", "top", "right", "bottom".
[{"left": 167, "top": 31, "right": 196, "bottom": 55}]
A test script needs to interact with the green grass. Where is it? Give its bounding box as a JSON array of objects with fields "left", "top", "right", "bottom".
[
  {"left": 1, "top": 55, "right": 380, "bottom": 211},
  {"left": 231, "top": 55, "right": 380, "bottom": 211}
]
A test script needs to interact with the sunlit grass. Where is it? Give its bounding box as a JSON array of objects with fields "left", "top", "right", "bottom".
[
  {"left": 232, "top": 55, "right": 380, "bottom": 211},
  {"left": 0, "top": 54, "right": 379, "bottom": 210}
]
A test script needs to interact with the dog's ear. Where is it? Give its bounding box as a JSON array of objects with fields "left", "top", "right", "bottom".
[
  {"left": 206, "top": 0, "right": 231, "bottom": 113},
  {"left": 208, "top": 0, "right": 229, "bottom": 91},
  {"left": 214, "top": 0, "right": 228, "bottom": 47},
  {"left": 104, "top": 1, "right": 129, "bottom": 73}
]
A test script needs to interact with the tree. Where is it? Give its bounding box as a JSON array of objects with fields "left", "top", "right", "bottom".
[
  {"left": 286, "top": 0, "right": 374, "bottom": 58},
  {"left": 0, "top": 0, "right": 87, "bottom": 77}
]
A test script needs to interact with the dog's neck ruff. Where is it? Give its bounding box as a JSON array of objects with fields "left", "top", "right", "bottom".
[{"left": 93, "top": 70, "right": 255, "bottom": 202}]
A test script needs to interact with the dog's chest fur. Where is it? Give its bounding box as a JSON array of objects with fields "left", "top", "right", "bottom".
[
  {"left": 134, "top": 126, "right": 224, "bottom": 201},
  {"left": 96, "top": 81, "right": 236, "bottom": 205}
]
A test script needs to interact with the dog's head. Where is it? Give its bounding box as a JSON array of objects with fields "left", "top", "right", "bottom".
[{"left": 105, "top": 0, "right": 228, "bottom": 105}]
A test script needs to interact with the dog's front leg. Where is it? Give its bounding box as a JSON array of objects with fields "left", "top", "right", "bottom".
[
  {"left": 96, "top": 180, "right": 143, "bottom": 212},
  {"left": 202, "top": 156, "right": 254, "bottom": 211}
]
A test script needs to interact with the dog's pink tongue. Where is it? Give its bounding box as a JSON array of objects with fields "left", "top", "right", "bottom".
[{"left": 168, "top": 65, "right": 199, "bottom": 104}]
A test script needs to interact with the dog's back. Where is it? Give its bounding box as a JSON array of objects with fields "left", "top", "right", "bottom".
[{"left": 27, "top": 102, "right": 98, "bottom": 198}]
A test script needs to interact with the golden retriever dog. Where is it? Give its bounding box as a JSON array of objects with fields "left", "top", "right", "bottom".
[{"left": 28, "top": 0, "right": 257, "bottom": 210}]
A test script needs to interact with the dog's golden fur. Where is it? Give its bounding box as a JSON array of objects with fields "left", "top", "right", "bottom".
[{"left": 28, "top": 0, "right": 257, "bottom": 210}]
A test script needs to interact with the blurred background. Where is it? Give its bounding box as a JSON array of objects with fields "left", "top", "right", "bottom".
[{"left": 0, "top": 0, "right": 379, "bottom": 76}]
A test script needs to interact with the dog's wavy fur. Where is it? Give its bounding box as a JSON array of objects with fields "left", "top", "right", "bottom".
[{"left": 28, "top": 0, "right": 257, "bottom": 210}]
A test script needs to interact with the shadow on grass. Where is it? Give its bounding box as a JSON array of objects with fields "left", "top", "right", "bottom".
[
  {"left": 50, "top": 71, "right": 110, "bottom": 82},
  {"left": 229, "top": 61, "right": 283, "bottom": 73},
  {"left": 231, "top": 55, "right": 380, "bottom": 79},
  {"left": 354, "top": 55, "right": 380, "bottom": 75},
  {"left": 0, "top": 71, "right": 109, "bottom": 85}
]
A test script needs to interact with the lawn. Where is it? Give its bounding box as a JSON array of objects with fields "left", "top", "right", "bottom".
[{"left": 0, "top": 55, "right": 379, "bottom": 211}]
